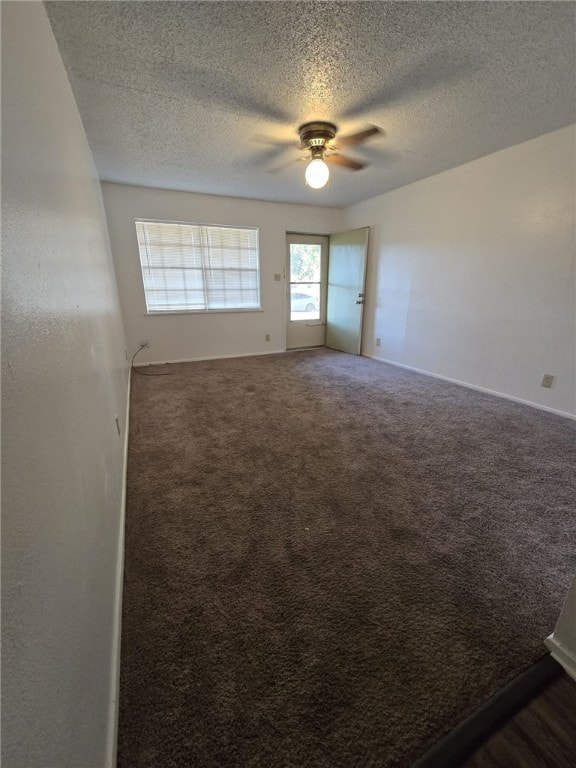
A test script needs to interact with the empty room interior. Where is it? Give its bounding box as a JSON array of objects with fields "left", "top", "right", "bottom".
[{"left": 3, "top": 1, "right": 576, "bottom": 767}]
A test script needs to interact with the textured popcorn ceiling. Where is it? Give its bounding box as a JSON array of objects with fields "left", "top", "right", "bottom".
[{"left": 45, "top": 1, "right": 575, "bottom": 208}]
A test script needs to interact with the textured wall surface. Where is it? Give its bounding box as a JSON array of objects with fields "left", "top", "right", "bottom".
[
  {"left": 344, "top": 126, "right": 576, "bottom": 416},
  {"left": 102, "top": 182, "right": 341, "bottom": 363},
  {"left": 554, "top": 576, "right": 576, "bottom": 652},
  {"left": 548, "top": 573, "right": 576, "bottom": 680},
  {"left": 1, "top": 3, "right": 128, "bottom": 766}
]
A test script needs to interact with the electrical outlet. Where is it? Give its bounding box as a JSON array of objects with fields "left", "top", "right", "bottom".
[
  {"left": 265, "top": 334, "right": 271, "bottom": 342},
  {"left": 375, "top": 338, "right": 381, "bottom": 347},
  {"left": 541, "top": 374, "right": 555, "bottom": 389},
  {"left": 274, "top": 273, "right": 282, "bottom": 282}
]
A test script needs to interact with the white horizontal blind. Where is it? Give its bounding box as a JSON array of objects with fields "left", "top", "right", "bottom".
[{"left": 135, "top": 220, "right": 260, "bottom": 313}]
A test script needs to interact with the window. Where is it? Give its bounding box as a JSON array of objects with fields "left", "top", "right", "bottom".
[{"left": 135, "top": 219, "right": 260, "bottom": 313}]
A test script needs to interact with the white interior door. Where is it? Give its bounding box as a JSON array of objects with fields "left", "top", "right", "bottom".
[
  {"left": 286, "top": 234, "right": 329, "bottom": 349},
  {"left": 326, "top": 227, "right": 369, "bottom": 355}
]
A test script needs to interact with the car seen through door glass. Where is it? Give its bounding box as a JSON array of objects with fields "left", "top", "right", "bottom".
[{"left": 289, "top": 244, "right": 321, "bottom": 321}]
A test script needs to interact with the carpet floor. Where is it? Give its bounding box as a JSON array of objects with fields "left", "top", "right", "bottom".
[{"left": 118, "top": 349, "right": 575, "bottom": 768}]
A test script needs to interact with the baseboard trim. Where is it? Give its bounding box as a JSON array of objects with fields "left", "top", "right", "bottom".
[
  {"left": 364, "top": 354, "right": 575, "bottom": 420},
  {"left": 411, "top": 654, "right": 563, "bottom": 768},
  {"left": 106, "top": 370, "right": 131, "bottom": 767},
  {"left": 545, "top": 634, "right": 576, "bottom": 682},
  {"left": 136, "top": 349, "right": 286, "bottom": 367}
]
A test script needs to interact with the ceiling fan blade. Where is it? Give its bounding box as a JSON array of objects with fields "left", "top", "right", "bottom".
[
  {"left": 267, "top": 156, "right": 306, "bottom": 174},
  {"left": 325, "top": 154, "right": 366, "bottom": 171},
  {"left": 336, "top": 125, "right": 383, "bottom": 148},
  {"left": 252, "top": 134, "right": 297, "bottom": 148},
  {"left": 342, "top": 50, "right": 479, "bottom": 120},
  {"left": 153, "top": 63, "right": 290, "bottom": 122}
]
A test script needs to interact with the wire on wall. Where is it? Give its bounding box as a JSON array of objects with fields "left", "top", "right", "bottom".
[{"left": 131, "top": 343, "right": 173, "bottom": 377}]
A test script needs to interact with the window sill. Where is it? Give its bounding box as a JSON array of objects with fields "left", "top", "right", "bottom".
[{"left": 144, "top": 308, "right": 264, "bottom": 316}]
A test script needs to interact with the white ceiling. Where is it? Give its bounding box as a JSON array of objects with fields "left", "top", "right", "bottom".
[{"left": 45, "top": 1, "right": 575, "bottom": 208}]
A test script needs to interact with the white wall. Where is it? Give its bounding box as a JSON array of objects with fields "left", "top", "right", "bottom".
[
  {"left": 546, "top": 573, "right": 576, "bottom": 681},
  {"left": 344, "top": 126, "right": 576, "bottom": 416},
  {"left": 2, "top": 4, "right": 129, "bottom": 767},
  {"left": 102, "top": 182, "right": 341, "bottom": 363}
]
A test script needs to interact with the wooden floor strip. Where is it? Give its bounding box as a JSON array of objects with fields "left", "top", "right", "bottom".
[
  {"left": 461, "top": 674, "right": 576, "bottom": 768},
  {"left": 412, "top": 655, "right": 562, "bottom": 768}
]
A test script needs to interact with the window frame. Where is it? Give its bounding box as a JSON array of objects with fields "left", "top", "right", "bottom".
[{"left": 135, "top": 218, "right": 262, "bottom": 315}]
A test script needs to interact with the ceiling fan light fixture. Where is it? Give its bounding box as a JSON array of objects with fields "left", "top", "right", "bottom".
[{"left": 305, "top": 158, "right": 329, "bottom": 189}]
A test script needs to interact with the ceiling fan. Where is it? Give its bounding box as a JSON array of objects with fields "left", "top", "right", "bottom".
[{"left": 262, "top": 122, "right": 383, "bottom": 189}]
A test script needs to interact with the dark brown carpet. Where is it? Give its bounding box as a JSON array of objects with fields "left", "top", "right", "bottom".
[{"left": 118, "top": 349, "right": 575, "bottom": 768}]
